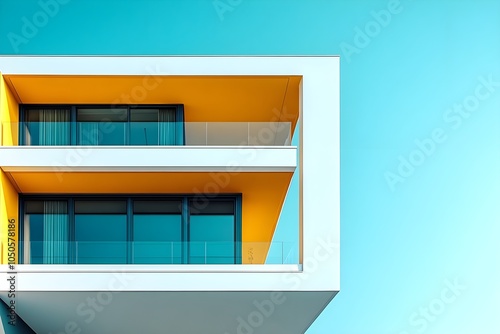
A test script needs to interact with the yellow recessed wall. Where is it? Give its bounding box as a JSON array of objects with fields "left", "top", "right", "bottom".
[
  {"left": 8, "top": 171, "right": 293, "bottom": 264},
  {"left": 0, "top": 74, "right": 20, "bottom": 264},
  {"left": 1, "top": 75, "right": 19, "bottom": 145},
  {"left": 0, "top": 171, "right": 18, "bottom": 264}
]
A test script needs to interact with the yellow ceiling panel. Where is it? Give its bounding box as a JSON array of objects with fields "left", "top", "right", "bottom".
[{"left": 6, "top": 75, "right": 300, "bottom": 129}]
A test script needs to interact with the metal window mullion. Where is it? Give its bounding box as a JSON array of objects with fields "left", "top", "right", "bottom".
[
  {"left": 235, "top": 196, "right": 242, "bottom": 264},
  {"left": 127, "top": 198, "right": 133, "bottom": 264},
  {"left": 19, "top": 197, "right": 24, "bottom": 263},
  {"left": 20, "top": 106, "right": 25, "bottom": 146},
  {"left": 69, "top": 198, "right": 75, "bottom": 264},
  {"left": 71, "top": 106, "right": 77, "bottom": 145},
  {"left": 182, "top": 197, "right": 189, "bottom": 264},
  {"left": 126, "top": 107, "right": 130, "bottom": 146}
]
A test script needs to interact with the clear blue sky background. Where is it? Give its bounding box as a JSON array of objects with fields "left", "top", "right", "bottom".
[{"left": 1, "top": 0, "right": 499, "bottom": 333}]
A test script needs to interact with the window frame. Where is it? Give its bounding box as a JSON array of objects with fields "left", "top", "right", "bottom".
[
  {"left": 19, "top": 194, "right": 242, "bottom": 264},
  {"left": 19, "top": 104, "right": 185, "bottom": 146}
]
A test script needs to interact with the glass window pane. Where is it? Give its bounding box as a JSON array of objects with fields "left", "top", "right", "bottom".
[
  {"left": 133, "top": 215, "right": 182, "bottom": 264},
  {"left": 189, "top": 200, "right": 235, "bottom": 215},
  {"left": 77, "top": 108, "right": 127, "bottom": 122},
  {"left": 26, "top": 109, "right": 70, "bottom": 122},
  {"left": 27, "top": 213, "right": 43, "bottom": 264},
  {"left": 133, "top": 200, "right": 182, "bottom": 214},
  {"left": 189, "top": 215, "right": 235, "bottom": 264},
  {"left": 75, "top": 200, "right": 127, "bottom": 214},
  {"left": 75, "top": 214, "right": 127, "bottom": 264},
  {"left": 130, "top": 109, "right": 159, "bottom": 122},
  {"left": 25, "top": 200, "right": 45, "bottom": 214}
]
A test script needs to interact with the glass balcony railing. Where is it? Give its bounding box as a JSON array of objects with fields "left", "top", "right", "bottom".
[
  {"left": 185, "top": 122, "right": 291, "bottom": 146},
  {"left": 1, "top": 122, "right": 292, "bottom": 146},
  {"left": 15, "top": 241, "right": 298, "bottom": 265}
]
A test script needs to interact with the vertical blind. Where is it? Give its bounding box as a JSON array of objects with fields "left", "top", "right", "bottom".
[
  {"left": 25, "top": 109, "right": 71, "bottom": 145},
  {"left": 42, "top": 201, "right": 69, "bottom": 264}
]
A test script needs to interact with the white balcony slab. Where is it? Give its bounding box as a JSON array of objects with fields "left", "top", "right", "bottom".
[
  {"left": 0, "top": 265, "right": 323, "bottom": 292},
  {"left": 0, "top": 146, "right": 297, "bottom": 172}
]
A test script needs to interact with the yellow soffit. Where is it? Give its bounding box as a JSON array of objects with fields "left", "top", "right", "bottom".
[{"left": 5, "top": 75, "right": 301, "bottom": 132}]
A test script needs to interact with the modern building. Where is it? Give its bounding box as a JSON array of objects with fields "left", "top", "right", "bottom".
[{"left": 0, "top": 56, "right": 340, "bottom": 334}]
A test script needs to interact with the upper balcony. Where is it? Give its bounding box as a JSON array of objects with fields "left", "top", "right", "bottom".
[{"left": 0, "top": 73, "right": 300, "bottom": 173}]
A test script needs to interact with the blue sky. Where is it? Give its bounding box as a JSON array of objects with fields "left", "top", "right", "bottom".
[{"left": 1, "top": 0, "right": 499, "bottom": 333}]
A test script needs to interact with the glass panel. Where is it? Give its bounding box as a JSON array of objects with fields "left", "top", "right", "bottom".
[
  {"left": 77, "top": 122, "right": 126, "bottom": 145},
  {"left": 129, "top": 108, "right": 182, "bottom": 145},
  {"left": 133, "top": 215, "right": 182, "bottom": 264},
  {"left": 206, "top": 123, "right": 248, "bottom": 145},
  {"left": 189, "top": 215, "right": 235, "bottom": 264},
  {"left": 75, "top": 214, "right": 127, "bottom": 264},
  {"left": 25, "top": 109, "right": 70, "bottom": 145},
  {"left": 43, "top": 201, "right": 69, "bottom": 264},
  {"left": 130, "top": 122, "right": 159, "bottom": 145},
  {"left": 25, "top": 200, "right": 68, "bottom": 264},
  {"left": 184, "top": 123, "right": 206, "bottom": 145},
  {"left": 159, "top": 108, "right": 177, "bottom": 145},
  {"left": 77, "top": 122, "right": 99, "bottom": 145},
  {"left": 77, "top": 108, "right": 127, "bottom": 145}
]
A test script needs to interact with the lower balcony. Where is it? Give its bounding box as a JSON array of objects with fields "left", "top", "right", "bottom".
[{"left": 16, "top": 195, "right": 298, "bottom": 266}]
